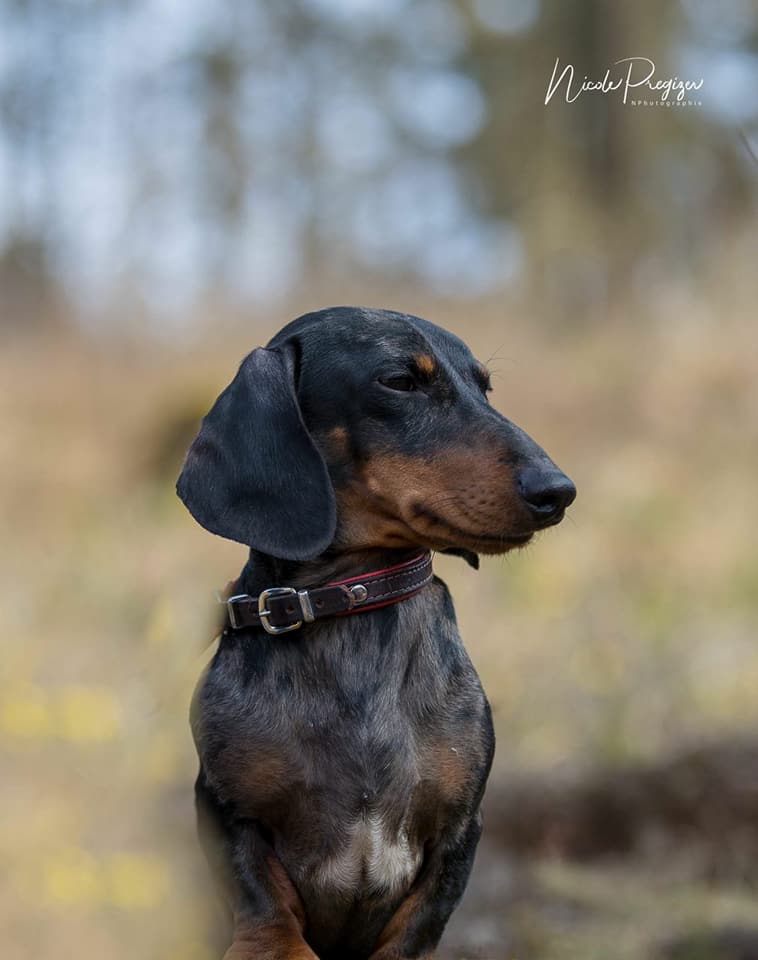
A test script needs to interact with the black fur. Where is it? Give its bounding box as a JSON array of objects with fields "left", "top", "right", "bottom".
[
  {"left": 178, "top": 344, "right": 336, "bottom": 560},
  {"left": 178, "top": 307, "right": 575, "bottom": 959}
]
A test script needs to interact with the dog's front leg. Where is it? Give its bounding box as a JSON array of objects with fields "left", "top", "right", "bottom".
[
  {"left": 226, "top": 909, "right": 318, "bottom": 960},
  {"left": 368, "top": 812, "right": 483, "bottom": 960},
  {"left": 196, "top": 775, "right": 318, "bottom": 960},
  {"left": 222, "top": 826, "right": 319, "bottom": 960},
  {"left": 225, "top": 917, "right": 317, "bottom": 960}
]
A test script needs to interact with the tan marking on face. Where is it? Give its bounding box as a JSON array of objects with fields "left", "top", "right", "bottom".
[
  {"left": 414, "top": 353, "right": 436, "bottom": 375},
  {"left": 333, "top": 482, "right": 419, "bottom": 551},
  {"left": 333, "top": 449, "right": 531, "bottom": 554},
  {"left": 327, "top": 425, "right": 348, "bottom": 454}
]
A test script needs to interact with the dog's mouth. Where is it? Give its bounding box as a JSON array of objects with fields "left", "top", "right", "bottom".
[{"left": 408, "top": 503, "right": 535, "bottom": 554}]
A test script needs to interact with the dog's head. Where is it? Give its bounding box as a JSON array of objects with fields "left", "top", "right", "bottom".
[{"left": 177, "top": 307, "right": 575, "bottom": 563}]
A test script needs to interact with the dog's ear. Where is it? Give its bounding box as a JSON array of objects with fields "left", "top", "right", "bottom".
[{"left": 176, "top": 346, "right": 336, "bottom": 560}]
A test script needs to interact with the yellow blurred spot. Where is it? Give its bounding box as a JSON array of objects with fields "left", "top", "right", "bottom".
[
  {"left": 43, "top": 846, "right": 101, "bottom": 906},
  {"left": 57, "top": 685, "right": 122, "bottom": 742},
  {"left": 107, "top": 853, "right": 169, "bottom": 909},
  {"left": 0, "top": 684, "right": 51, "bottom": 738}
]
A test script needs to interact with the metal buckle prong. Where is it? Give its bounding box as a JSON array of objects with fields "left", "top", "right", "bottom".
[{"left": 258, "top": 587, "right": 302, "bottom": 635}]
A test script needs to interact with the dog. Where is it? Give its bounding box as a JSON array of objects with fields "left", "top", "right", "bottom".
[{"left": 177, "top": 306, "right": 575, "bottom": 959}]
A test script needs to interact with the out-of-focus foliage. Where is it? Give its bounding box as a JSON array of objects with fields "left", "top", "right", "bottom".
[{"left": 0, "top": 0, "right": 756, "bottom": 321}]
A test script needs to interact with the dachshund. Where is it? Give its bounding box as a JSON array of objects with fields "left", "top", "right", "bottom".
[{"left": 177, "top": 306, "right": 575, "bottom": 959}]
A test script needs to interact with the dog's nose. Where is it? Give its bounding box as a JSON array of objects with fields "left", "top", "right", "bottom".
[{"left": 518, "top": 468, "right": 576, "bottom": 525}]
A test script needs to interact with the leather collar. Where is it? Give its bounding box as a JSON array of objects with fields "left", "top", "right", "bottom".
[{"left": 220, "top": 552, "right": 433, "bottom": 635}]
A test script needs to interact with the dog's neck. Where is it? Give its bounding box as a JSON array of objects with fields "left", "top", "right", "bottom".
[{"left": 238, "top": 547, "right": 425, "bottom": 595}]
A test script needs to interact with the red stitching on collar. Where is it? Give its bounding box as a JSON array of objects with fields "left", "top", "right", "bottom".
[{"left": 328, "top": 552, "right": 429, "bottom": 587}]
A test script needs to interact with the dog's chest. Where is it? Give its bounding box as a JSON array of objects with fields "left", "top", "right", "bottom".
[
  {"left": 309, "top": 811, "right": 422, "bottom": 896},
  {"left": 195, "top": 602, "right": 488, "bottom": 895}
]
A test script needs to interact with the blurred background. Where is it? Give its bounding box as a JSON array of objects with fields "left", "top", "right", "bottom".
[{"left": 2, "top": 1, "right": 758, "bottom": 958}]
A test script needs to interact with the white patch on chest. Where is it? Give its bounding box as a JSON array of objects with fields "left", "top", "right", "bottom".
[{"left": 315, "top": 814, "right": 422, "bottom": 896}]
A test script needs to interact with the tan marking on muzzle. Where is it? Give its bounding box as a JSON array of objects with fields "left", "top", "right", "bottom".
[{"left": 333, "top": 448, "right": 530, "bottom": 553}]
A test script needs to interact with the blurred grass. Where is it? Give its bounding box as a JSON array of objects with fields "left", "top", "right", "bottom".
[
  {"left": 441, "top": 845, "right": 758, "bottom": 960},
  {"left": 512, "top": 856, "right": 758, "bottom": 960},
  {"left": 1, "top": 286, "right": 757, "bottom": 958}
]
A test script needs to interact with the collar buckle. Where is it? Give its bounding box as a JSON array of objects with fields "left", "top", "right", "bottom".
[{"left": 257, "top": 586, "right": 302, "bottom": 635}]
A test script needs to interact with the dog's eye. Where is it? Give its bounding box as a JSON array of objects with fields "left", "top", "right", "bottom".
[{"left": 378, "top": 375, "right": 416, "bottom": 393}]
